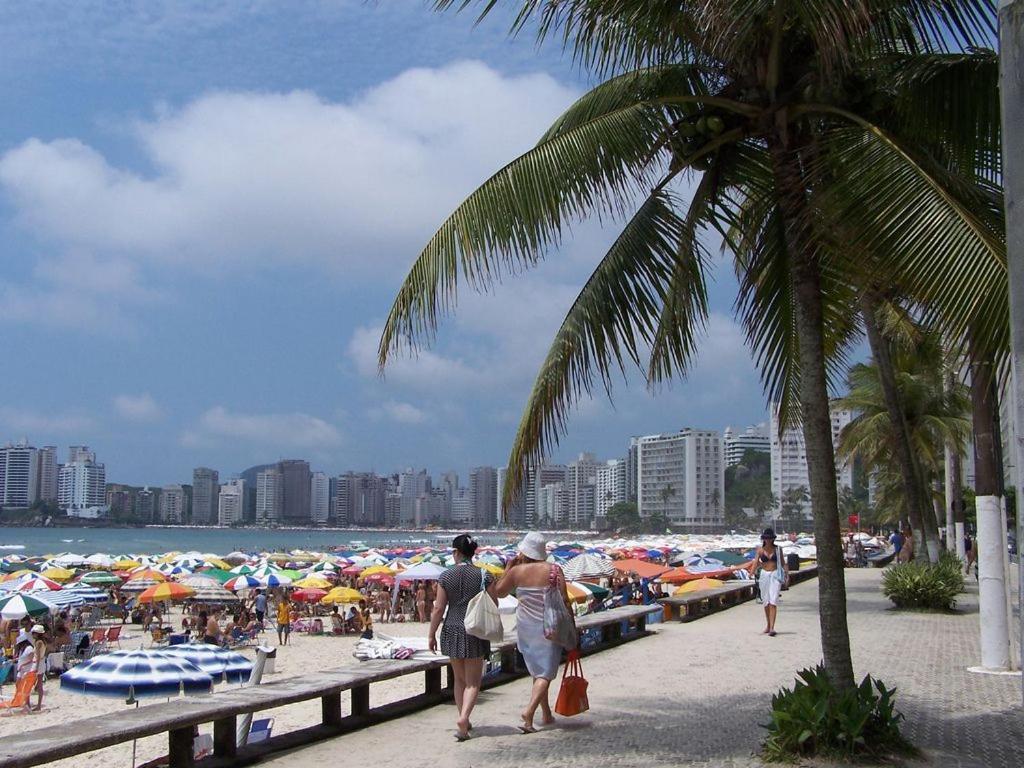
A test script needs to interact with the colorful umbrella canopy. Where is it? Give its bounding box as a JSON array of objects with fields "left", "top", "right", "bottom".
[
  {"left": 157, "top": 644, "right": 252, "bottom": 684},
  {"left": 224, "top": 575, "right": 261, "bottom": 591},
  {"left": 565, "top": 581, "right": 611, "bottom": 602},
  {"left": 0, "top": 592, "right": 54, "bottom": 619},
  {"left": 128, "top": 569, "right": 167, "bottom": 582},
  {"left": 257, "top": 573, "right": 293, "bottom": 588},
  {"left": 186, "top": 587, "right": 240, "bottom": 603},
  {"left": 40, "top": 567, "right": 76, "bottom": 582},
  {"left": 196, "top": 568, "right": 235, "bottom": 584},
  {"left": 111, "top": 559, "right": 142, "bottom": 571},
  {"left": 15, "top": 575, "right": 63, "bottom": 592},
  {"left": 84, "top": 553, "right": 115, "bottom": 568},
  {"left": 704, "top": 550, "right": 753, "bottom": 566},
  {"left": 229, "top": 564, "right": 257, "bottom": 575},
  {"left": 138, "top": 582, "right": 195, "bottom": 604},
  {"left": 562, "top": 553, "right": 615, "bottom": 580},
  {"left": 673, "top": 577, "right": 725, "bottom": 595},
  {"left": 610, "top": 559, "right": 671, "bottom": 579},
  {"left": 60, "top": 649, "right": 213, "bottom": 699},
  {"left": 359, "top": 564, "right": 396, "bottom": 577},
  {"left": 78, "top": 571, "right": 122, "bottom": 585},
  {"left": 292, "top": 588, "right": 328, "bottom": 603},
  {"left": 292, "top": 576, "right": 332, "bottom": 589},
  {"left": 321, "top": 587, "right": 363, "bottom": 605},
  {"left": 61, "top": 584, "right": 109, "bottom": 603}
]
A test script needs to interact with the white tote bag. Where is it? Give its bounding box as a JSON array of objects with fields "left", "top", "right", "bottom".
[{"left": 464, "top": 568, "right": 503, "bottom": 642}]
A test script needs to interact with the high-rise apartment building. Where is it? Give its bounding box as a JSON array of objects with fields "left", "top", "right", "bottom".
[
  {"left": 496, "top": 464, "right": 567, "bottom": 528},
  {"left": 159, "top": 484, "right": 186, "bottom": 524},
  {"left": 468, "top": 466, "right": 497, "bottom": 528},
  {"left": 191, "top": 467, "right": 220, "bottom": 525},
  {"left": 595, "top": 458, "right": 627, "bottom": 522},
  {"left": 769, "top": 403, "right": 854, "bottom": 519},
  {"left": 57, "top": 446, "right": 107, "bottom": 516},
  {"left": 137, "top": 487, "right": 160, "bottom": 522},
  {"left": 566, "top": 452, "right": 600, "bottom": 528},
  {"left": 398, "top": 468, "right": 431, "bottom": 526},
  {"left": 626, "top": 437, "right": 641, "bottom": 502},
  {"left": 256, "top": 467, "right": 283, "bottom": 525},
  {"left": 310, "top": 471, "right": 329, "bottom": 525},
  {"left": 37, "top": 446, "right": 58, "bottom": 503},
  {"left": 0, "top": 441, "right": 38, "bottom": 509},
  {"left": 278, "top": 459, "right": 311, "bottom": 524},
  {"left": 333, "top": 472, "right": 387, "bottom": 527},
  {"left": 450, "top": 487, "right": 473, "bottom": 526},
  {"left": 218, "top": 479, "right": 246, "bottom": 526},
  {"left": 723, "top": 424, "right": 770, "bottom": 466},
  {"left": 105, "top": 483, "right": 140, "bottom": 518},
  {"left": 636, "top": 429, "right": 724, "bottom": 529},
  {"left": 537, "top": 483, "right": 565, "bottom": 526}
]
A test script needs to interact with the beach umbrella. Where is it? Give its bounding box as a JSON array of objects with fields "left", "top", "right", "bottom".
[
  {"left": 257, "top": 573, "right": 293, "bottom": 588},
  {"left": 292, "top": 576, "right": 332, "bottom": 589},
  {"left": 673, "top": 577, "right": 725, "bottom": 595},
  {"left": 186, "top": 587, "right": 240, "bottom": 604},
  {"left": 53, "top": 553, "right": 90, "bottom": 568},
  {"left": 121, "top": 578, "right": 162, "bottom": 592},
  {"left": 563, "top": 553, "right": 615, "bottom": 580},
  {"left": 292, "top": 588, "right": 328, "bottom": 603},
  {"left": 393, "top": 562, "right": 446, "bottom": 582},
  {"left": 321, "top": 587, "right": 363, "bottom": 605},
  {"left": 84, "top": 553, "right": 115, "bottom": 568},
  {"left": 15, "top": 575, "right": 63, "bottom": 592},
  {"left": 157, "top": 643, "right": 253, "bottom": 684},
  {"left": 360, "top": 564, "right": 396, "bottom": 577},
  {"left": 704, "top": 550, "right": 753, "bottom": 566},
  {"left": 196, "top": 567, "right": 234, "bottom": 584},
  {"left": 138, "top": 582, "right": 195, "bottom": 604},
  {"left": 683, "top": 555, "right": 726, "bottom": 573},
  {"left": 566, "top": 581, "right": 611, "bottom": 602},
  {"left": 229, "top": 564, "right": 258, "bottom": 574},
  {"left": 224, "top": 575, "right": 261, "bottom": 591},
  {"left": 475, "top": 562, "right": 504, "bottom": 577},
  {"left": 154, "top": 563, "right": 192, "bottom": 576},
  {"left": 128, "top": 568, "right": 167, "bottom": 582},
  {"left": 0, "top": 592, "right": 54, "bottom": 619},
  {"left": 248, "top": 565, "right": 282, "bottom": 578},
  {"left": 60, "top": 649, "right": 213, "bottom": 699},
  {"left": 177, "top": 575, "right": 223, "bottom": 590},
  {"left": 223, "top": 551, "right": 249, "bottom": 565},
  {"left": 61, "top": 584, "right": 109, "bottom": 603},
  {"left": 78, "top": 571, "right": 122, "bottom": 585},
  {"left": 41, "top": 567, "right": 76, "bottom": 582},
  {"left": 111, "top": 558, "right": 142, "bottom": 571},
  {"left": 41, "top": 590, "right": 86, "bottom": 608}
]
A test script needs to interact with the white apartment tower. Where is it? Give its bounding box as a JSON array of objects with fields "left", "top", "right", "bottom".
[
  {"left": 310, "top": 471, "right": 330, "bottom": 525},
  {"left": 218, "top": 479, "right": 245, "bottom": 526},
  {"left": 723, "top": 424, "right": 770, "bottom": 466},
  {"left": 636, "top": 429, "right": 725, "bottom": 529},
  {"left": 159, "top": 485, "right": 186, "bottom": 524},
  {"left": 0, "top": 441, "right": 38, "bottom": 509},
  {"left": 538, "top": 483, "right": 566, "bottom": 526},
  {"left": 769, "top": 403, "right": 854, "bottom": 519},
  {"left": 256, "top": 468, "right": 283, "bottom": 526},
  {"left": 191, "top": 467, "right": 220, "bottom": 525},
  {"left": 566, "top": 452, "right": 600, "bottom": 529},
  {"left": 595, "top": 458, "right": 627, "bottom": 521},
  {"left": 57, "top": 446, "right": 106, "bottom": 514},
  {"left": 37, "top": 446, "right": 58, "bottom": 503}
]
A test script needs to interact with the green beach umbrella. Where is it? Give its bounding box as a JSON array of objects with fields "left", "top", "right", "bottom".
[
  {"left": 196, "top": 568, "right": 234, "bottom": 584},
  {"left": 79, "top": 571, "right": 122, "bottom": 585},
  {"left": 704, "top": 550, "right": 751, "bottom": 566},
  {"left": 0, "top": 592, "right": 54, "bottom": 620}
]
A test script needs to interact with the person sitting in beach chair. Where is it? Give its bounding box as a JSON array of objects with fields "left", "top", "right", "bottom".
[{"left": 329, "top": 607, "right": 345, "bottom": 635}]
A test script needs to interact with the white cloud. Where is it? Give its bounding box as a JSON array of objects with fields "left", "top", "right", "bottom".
[
  {"left": 113, "top": 394, "right": 163, "bottom": 422},
  {"left": 181, "top": 406, "right": 342, "bottom": 449},
  {"left": 0, "top": 407, "right": 95, "bottom": 435},
  {"left": 370, "top": 400, "right": 429, "bottom": 425},
  {"left": 0, "top": 62, "right": 577, "bottom": 276},
  {"left": 349, "top": 325, "right": 489, "bottom": 392}
]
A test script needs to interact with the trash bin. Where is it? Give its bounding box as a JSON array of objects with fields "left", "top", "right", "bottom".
[
  {"left": 786, "top": 552, "right": 800, "bottom": 572},
  {"left": 261, "top": 645, "right": 277, "bottom": 675}
]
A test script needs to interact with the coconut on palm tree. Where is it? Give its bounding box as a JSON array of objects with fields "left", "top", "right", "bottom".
[{"left": 381, "top": 0, "right": 1004, "bottom": 689}]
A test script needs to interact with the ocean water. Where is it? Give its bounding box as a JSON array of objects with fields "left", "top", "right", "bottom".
[{"left": 0, "top": 527, "right": 525, "bottom": 557}]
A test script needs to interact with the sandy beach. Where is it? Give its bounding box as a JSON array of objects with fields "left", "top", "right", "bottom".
[{"left": 0, "top": 608, "right": 480, "bottom": 768}]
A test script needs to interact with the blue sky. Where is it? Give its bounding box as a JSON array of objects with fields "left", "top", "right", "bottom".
[{"left": 0, "top": 1, "right": 768, "bottom": 486}]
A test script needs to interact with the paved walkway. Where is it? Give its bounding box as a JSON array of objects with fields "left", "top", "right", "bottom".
[{"left": 261, "top": 569, "right": 1023, "bottom": 767}]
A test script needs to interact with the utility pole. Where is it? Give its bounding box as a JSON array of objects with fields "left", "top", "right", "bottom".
[{"left": 998, "top": 0, "right": 1024, "bottom": 701}]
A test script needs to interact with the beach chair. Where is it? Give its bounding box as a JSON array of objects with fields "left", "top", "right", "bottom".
[
  {"left": 105, "top": 625, "right": 122, "bottom": 648},
  {"left": 0, "top": 673, "right": 37, "bottom": 714},
  {"left": 247, "top": 718, "right": 274, "bottom": 744}
]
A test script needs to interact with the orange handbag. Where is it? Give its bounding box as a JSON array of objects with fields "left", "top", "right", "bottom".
[{"left": 554, "top": 650, "right": 589, "bottom": 717}]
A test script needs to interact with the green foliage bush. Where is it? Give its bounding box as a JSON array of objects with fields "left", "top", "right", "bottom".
[
  {"left": 882, "top": 556, "right": 963, "bottom": 610},
  {"left": 763, "top": 666, "right": 915, "bottom": 762}
]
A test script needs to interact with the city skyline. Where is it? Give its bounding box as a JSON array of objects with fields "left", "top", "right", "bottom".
[{"left": 0, "top": 2, "right": 773, "bottom": 489}]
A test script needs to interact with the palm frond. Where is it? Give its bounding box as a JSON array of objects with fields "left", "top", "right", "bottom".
[
  {"left": 378, "top": 100, "right": 672, "bottom": 366},
  {"left": 501, "top": 186, "right": 695, "bottom": 505}
]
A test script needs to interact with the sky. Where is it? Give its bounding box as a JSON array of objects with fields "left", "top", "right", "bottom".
[{"left": 0, "top": 0, "right": 770, "bottom": 486}]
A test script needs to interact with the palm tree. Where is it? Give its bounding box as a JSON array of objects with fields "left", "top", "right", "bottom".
[
  {"left": 381, "top": 1, "right": 1004, "bottom": 689},
  {"left": 837, "top": 331, "right": 972, "bottom": 529}
]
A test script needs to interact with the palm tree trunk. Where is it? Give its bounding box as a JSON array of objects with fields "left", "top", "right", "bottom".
[
  {"left": 769, "top": 139, "right": 855, "bottom": 690},
  {"left": 969, "top": 331, "right": 1011, "bottom": 670},
  {"left": 859, "top": 292, "right": 940, "bottom": 561}
]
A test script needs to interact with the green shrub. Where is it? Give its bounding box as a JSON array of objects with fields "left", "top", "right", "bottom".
[
  {"left": 935, "top": 551, "right": 966, "bottom": 592},
  {"left": 882, "top": 559, "right": 962, "bottom": 610},
  {"left": 763, "top": 666, "right": 915, "bottom": 762}
]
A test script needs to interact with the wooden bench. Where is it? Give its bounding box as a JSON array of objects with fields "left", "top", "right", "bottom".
[
  {"left": 787, "top": 564, "right": 819, "bottom": 585},
  {"left": 0, "top": 604, "right": 660, "bottom": 768},
  {"left": 658, "top": 581, "right": 757, "bottom": 622}
]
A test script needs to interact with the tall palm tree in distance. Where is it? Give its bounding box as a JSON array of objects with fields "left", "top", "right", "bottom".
[{"left": 380, "top": 1, "right": 1004, "bottom": 689}]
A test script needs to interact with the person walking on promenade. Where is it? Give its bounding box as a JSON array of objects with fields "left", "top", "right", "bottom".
[
  {"left": 253, "top": 589, "right": 267, "bottom": 628},
  {"left": 748, "top": 528, "right": 789, "bottom": 636},
  {"left": 889, "top": 528, "right": 904, "bottom": 560},
  {"left": 494, "top": 531, "right": 573, "bottom": 734},
  {"left": 276, "top": 597, "right": 291, "bottom": 646},
  {"left": 429, "top": 534, "right": 494, "bottom": 742}
]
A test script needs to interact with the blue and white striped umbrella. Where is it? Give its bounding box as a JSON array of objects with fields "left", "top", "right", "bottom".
[
  {"left": 61, "top": 584, "right": 109, "bottom": 603},
  {"left": 224, "top": 574, "right": 261, "bottom": 591},
  {"left": 684, "top": 555, "right": 726, "bottom": 573},
  {"left": 157, "top": 644, "right": 253, "bottom": 684},
  {"left": 41, "top": 590, "right": 86, "bottom": 608},
  {"left": 257, "top": 573, "right": 292, "bottom": 588},
  {"left": 61, "top": 649, "right": 213, "bottom": 699}
]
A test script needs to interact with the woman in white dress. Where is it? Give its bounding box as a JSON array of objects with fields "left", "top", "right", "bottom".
[
  {"left": 494, "top": 532, "right": 574, "bottom": 733},
  {"left": 748, "top": 528, "right": 789, "bottom": 636}
]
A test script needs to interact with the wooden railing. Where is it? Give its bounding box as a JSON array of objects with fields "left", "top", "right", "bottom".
[{"left": 0, "top": 604, "right": 660, "bottom": 768}]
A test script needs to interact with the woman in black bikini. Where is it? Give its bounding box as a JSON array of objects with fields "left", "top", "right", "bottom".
[{"left": 748, "top": 528, "right": 789, "bottom": 636}]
